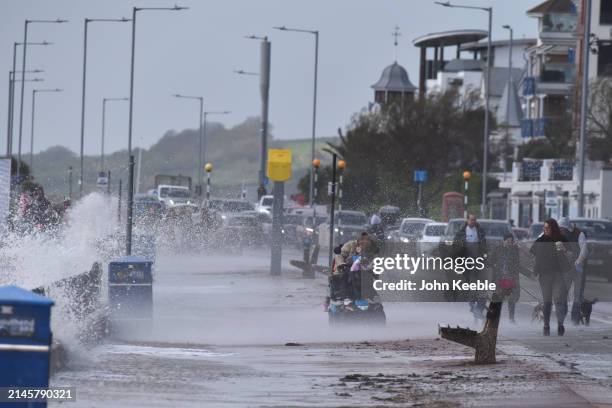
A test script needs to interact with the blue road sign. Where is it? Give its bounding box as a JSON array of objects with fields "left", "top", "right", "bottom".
[{"left": 413, "top": 170, "right": 428, "bottom": 183}]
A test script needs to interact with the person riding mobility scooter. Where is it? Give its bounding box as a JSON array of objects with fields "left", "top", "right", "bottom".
[{"left": 326, "top": 232, "right": 386, "bottom": 326}]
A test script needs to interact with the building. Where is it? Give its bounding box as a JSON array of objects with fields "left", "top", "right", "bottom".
[
  {"left": 521, "top": 0, "right": 578, "bottom": 139},
  {"left": 496, "top": 158, "right": 612, "bottom": 226},
  {"left": 588, "top": 0, "right": 612, "bottom": 79},
  {"left": 371, "top": 61, "right": 417, "bottom": 105}
]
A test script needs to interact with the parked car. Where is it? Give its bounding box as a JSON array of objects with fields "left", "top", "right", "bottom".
[
  {"left": 219, "top": 213, "right": 264, "bottom": 249},
  {"left": 512, "top": 227, "right": 529, "bottom": 241},
  {"left": 398, "top": 217, "right": 434, "bottom": 243},
  {"left": 379, "top": 205, "right": 401, "bottom": 229},
  {"left": 203, "top": 198, "right": 254, "bottom": 218},
  {"left": 318, "top": 210, "right": 368, "bottom": 249},
  {"left": 571, "top": 218, "right": 612, "bottom": 281},
  {"left": 241, "top": 210, "right": 273, "bottom": 240},
  {"left": 439, "top": 218, "right": 512, "bottom": 257},
  {"left": 417, "top": 222, "right": 447, "bottom": 256},
  {"left": 134, "top": 193, "right": 164, "bottom": 223},
  {"left": 256, "top": 195, "right": 274, "bottom": 214},
  {"left": 282, "top": 213, "right": 305, "bottom": 245},
  {"left": 527, "top": 222, "right": 544, "bottom": 240},
  {"left": 296, "top": 214, "right": 329, "bottom": 248}
]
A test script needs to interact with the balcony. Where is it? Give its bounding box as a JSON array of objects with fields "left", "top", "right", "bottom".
[
  {"left": 540, "top": 63, "right": 575, "bottom": 84},
  {"left": 541, "top": 13, "right": 577, "bottom": 33},
  {"left": 539, "top": 13, "right": 577, "bottom": 44}
]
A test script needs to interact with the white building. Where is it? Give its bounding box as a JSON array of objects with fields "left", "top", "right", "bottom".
[
  {"left": 495, "top": 159, "right": 612, "bottom": 226},
  {"left": 588, "top": 0, "right": 612, "bottom": 79}
]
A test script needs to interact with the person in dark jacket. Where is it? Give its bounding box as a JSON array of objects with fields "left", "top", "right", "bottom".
[
  {"left": 559, "top": 217, "right": 589, "bottom": 325},
  {"left": 453, "top": 214, "right": 488, "bottom": 319},
  {"left": 491, "top": 232, "right": 520, "bottom": 323},
  {"left": 530, "top": 218, "right": 570, "bottom": 336}
]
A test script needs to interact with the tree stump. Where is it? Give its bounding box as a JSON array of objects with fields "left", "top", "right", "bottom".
[{"left": 439, "top": 296, "right": 503, "bottom": 364}]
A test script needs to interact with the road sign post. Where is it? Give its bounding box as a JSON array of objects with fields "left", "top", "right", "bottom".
[
  {"left": 267, "top": 149, "right": 292, "bottom": 275},
  {"left": 413, "top": 170, "right": 427, "bottom": 217}
]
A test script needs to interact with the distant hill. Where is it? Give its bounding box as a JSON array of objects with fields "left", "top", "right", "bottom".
[{"left": 29, "top": 117, "right": 338, "bottom": 201}]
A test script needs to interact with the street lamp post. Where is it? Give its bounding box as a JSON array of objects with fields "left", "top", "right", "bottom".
[
  {"left": 101, "top": 97, "right": 129, "bottom": 171},
  {"left": 30, "top": 88, "right": 62, "bottom": 173},
  {"left": 172, "top": 94, "right": 203, "bottom": 195},
  {"left": 502, "top": 25, "right": 513, "bottom": 181},
  {"left": 79, "top": 17, "right": 130, "bottom": 198},
  {"left": 435, "top": 2, "right": 492, "bottom": 217},
  {"left": 177, "top": 94, "right": 231, "bottom": 199},
  {"left": 17, "top": 19, "right": 67, "bottom": 180},
  {"left": 125, "top": 5, "right": 188, "bottom": 256},
  {"left": 7, "top": 41, "right": 49, "bottom": 157},
  {"left": 273, "top": 25, "right": 319, "bottom": 208},
  {"left": 7, "top": 68, "right": 44, "bottom": 156},
  {"left": 578, "top": 0, "right": 593, "bottom": 217},
  {"left": 244, "top": 35, "right": 271, "bottom": 199}
]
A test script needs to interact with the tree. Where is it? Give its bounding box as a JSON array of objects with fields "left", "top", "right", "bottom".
[
  {"left": 588, "top": 77, "right": 612, "bottom": 162},
  {"left": 297, "top": 90, "right": 494, "bottom": 214},
  {"left": 518, "top": 115, "right": 575, "bottom": 160}
]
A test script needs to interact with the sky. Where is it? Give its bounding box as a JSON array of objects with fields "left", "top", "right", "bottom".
[{"left": 1, "top": 0, "right": 539, "bottom": 156}]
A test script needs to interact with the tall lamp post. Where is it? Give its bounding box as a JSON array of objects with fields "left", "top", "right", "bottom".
[
  {"left": 7, "top": 40, "right": 50, "bottom": 157},
  {"left": 125, "top": 5, "right": 188, "bottom": 256},
  {"left": 578, "top": 0, "right": 593, "bottom": 217},
  {"left": 435, "top": 2, "right": 492, "bottom": 217},
  {"left": 172, "top": 94, "right": 203, "bottom": 195},
  {"left": 502, "top": 25, "right": 513, "bottom": 181},
  {"left": 101, "top": 97, "right": 129, "bottom": 171},
  {"left": 30, "top": 88, "right": 62, "bottom": 174},
  {"left": 244, "top": 34, "right": 271, "bottom": 199},
  {"left": 79, "top": 17, "right": 130, "bottom": 198},
  {"left": 17, "top": 19, "right": 67, "bottom": 179},
  {"left": 7, "top": 70, "right": 44, "bottom": 156},
  {"left": 273, "top": 25, "right": 319, "bottom": 208}
]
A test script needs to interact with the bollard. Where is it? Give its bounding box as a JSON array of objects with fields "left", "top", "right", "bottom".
[
  {"left": 108, "top": 256, "right": 153, "bottom": 326},
  {"left": 0, "top": 285, "right": 54, "bottom": 408}
]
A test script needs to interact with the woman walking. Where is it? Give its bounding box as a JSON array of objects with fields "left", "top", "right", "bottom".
[{"left": 530, "top": 218, "right": 570, "bottom": 336}]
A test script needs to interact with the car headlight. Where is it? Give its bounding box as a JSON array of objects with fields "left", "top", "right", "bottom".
[
  {"left": 221, "top": 214, "right": 227, "bottom": 219},
  {"left": 401, "top": 237, "right": 409, "bottom": 243},
  {"left": 339, "top": 231, "right": 344, "bottom": 235},
  {"left": 334, "top": 228, "right": 339, "bottom": 232},
  {"left": 169, "top": 199, "right": 175, "bottom": 205},
  {"left": 444, "top": 240, "right": 453, "bottom": 246},
  {"left": 306, "top": 227, "right": 314, "bottom": 233}
]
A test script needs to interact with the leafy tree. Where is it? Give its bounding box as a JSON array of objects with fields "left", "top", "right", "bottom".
[
  {"left": 587, "top": 77, "right": 612, "bottom": 161},
  {"left": 297, "top": 90, "right": 494, "bottom": 215}
]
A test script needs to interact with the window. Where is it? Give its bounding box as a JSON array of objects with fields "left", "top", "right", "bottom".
[
  {"left": 601, "top": 0, "right": 612, "bottom": 25},
  {"left": 598, "top": 41, "right": 612, "bottom": 77}
]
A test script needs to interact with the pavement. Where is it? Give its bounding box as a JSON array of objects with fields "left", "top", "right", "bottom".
[{"left": 49, "top": 248, "right": 612, "bottom": 407}]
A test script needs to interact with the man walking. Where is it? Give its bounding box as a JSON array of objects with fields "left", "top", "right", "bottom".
[
  {"left": 559, "top": 217, "right": 588, "bottom": 325},
  {"left": 453, "top": 214, "right": 488, "bottom": 319}
]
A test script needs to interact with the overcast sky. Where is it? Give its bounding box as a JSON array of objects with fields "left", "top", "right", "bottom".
[{"left": 1, "top": 0, "right": 539, "bottom": 156}]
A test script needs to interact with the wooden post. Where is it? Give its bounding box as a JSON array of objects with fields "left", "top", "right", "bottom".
[{"left": 439, "top": 294, "right": 503, "bottom": 364}]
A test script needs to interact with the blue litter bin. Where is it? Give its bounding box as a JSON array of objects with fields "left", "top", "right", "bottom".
[
  {"left": 0, "top": 285, "right": 54, "bottom": 408},
  {"left": 108, "top": 256, "right": 153, "bottom": 321}
]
